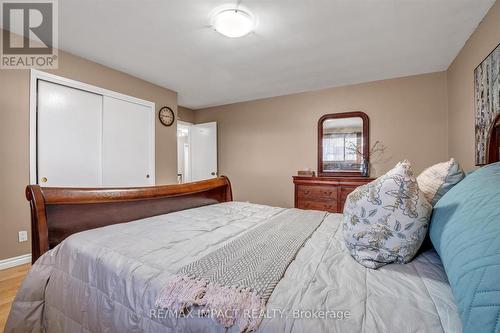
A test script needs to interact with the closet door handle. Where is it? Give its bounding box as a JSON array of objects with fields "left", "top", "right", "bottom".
[{"left": 41, "top": 177, "right": 48, "bottom": 183}]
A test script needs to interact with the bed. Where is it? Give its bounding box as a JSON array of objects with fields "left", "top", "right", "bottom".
[{"left": 6, "top": 176, "right": 463, "bottom": 332}]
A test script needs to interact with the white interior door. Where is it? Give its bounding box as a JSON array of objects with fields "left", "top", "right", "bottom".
[
  {"left": 183, "top": 143, "right": 190, "bottom": 182},
  {"left": 190, "top": 122, "right": 217, "bottom": 181},
  {"left": 102, "top": 96, "right": 154, "bottom": 187},
  {"left": 177, "top": 122, "right": 191, "bottom": 183},
  {"left": 37, "top": 80, "right": 103, "bottom": 187}
]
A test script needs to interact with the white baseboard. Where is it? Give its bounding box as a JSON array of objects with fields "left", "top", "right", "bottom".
[{"left": 0, "top": 253, "right": 32, "bottom": 270}]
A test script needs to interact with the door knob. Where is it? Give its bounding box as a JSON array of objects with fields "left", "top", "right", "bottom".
[
  {"left": 41, "top": 177, "right": 47, "bottom": 183},
  {"left": 146, "top": 174, "right": 150, "bottom": 178},
  {"left": 211, "top": 172, "right": 216, "bottom": 176}
]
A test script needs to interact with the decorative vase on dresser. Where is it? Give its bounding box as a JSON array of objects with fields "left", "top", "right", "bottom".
[
  {"left": 295, "top": 111, "right": 374, "bottom": 213},
  {"left": 293, "top": 176, "right": 374, "bottom": 213}
]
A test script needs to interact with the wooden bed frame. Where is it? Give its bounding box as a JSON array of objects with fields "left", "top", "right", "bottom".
[{"left": 26, "top": 176, "right": 233, "bottom": 263}]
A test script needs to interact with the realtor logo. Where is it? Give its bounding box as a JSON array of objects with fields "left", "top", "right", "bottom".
[{"left": 1, "top": 0, "right": 58, "bottom": 68}]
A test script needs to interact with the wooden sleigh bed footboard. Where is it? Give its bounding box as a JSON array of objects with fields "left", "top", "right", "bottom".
[{"left": 26, "top": 176, "right": 233, "bottom": 264}]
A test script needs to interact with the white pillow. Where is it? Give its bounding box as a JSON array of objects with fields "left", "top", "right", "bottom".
[
  {"left": 343, "top": 160, "right": 432, "bottom": 269},
  {"left": 416, "top": 158, "right": 465, "bottom": 206}
]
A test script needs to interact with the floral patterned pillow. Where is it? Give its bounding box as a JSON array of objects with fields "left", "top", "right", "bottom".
[{"left": 343, "top": 160, "right": 432, "bottom": 269}]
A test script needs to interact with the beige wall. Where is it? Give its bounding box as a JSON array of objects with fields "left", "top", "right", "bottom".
[
  {"left": 0, "top": 33, "right": 179, "bottom": 260},
  {"left": 447, "top": 0, "right": 500, "bottom": 170},
  {"left": 178, "top": 106, "right": 195, "bottom": 123},
  {"left": 195, "top": 72, "right": 449, "bottom": 208}
]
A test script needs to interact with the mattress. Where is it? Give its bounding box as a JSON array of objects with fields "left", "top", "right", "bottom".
[{"left": 6, "top": 202, "right": 461, "bottom": 332}]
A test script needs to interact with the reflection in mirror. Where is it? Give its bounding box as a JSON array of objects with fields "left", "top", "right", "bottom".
[{"left": 322, "top": 117, "right": 363, "bottom": 173}]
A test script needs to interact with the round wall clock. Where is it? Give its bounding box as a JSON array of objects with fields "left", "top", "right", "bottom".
[{"left": 158, "top": 106, "right": 175, "bottom": 126}]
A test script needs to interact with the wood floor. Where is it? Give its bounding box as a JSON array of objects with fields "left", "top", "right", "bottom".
[{"left": 0, "top": 264, "right": 30, "bottom": 333}]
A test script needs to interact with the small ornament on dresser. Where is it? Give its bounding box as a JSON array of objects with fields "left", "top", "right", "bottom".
[
  {"left": 360, "top": 159, "right": 369, "bottom": 177},
  {"left": 297, "top": 168, "right": 315, "bottom": 177},
  {"left": 347, "top": 141, "right": 387, "bottom": 177}
]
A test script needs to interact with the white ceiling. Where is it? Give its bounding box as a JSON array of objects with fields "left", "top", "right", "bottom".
[{"left": 56, "top": 0, "right": 494, "bottom": 109}]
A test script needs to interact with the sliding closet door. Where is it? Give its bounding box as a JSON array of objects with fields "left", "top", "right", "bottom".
[
  {"left": 102, "top": 96, "right": 154, "bottom": 187},
  {"left": 37, "top": 80, "right": 103, "bottom": 187}
]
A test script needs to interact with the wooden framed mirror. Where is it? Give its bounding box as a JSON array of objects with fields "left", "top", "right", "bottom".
[{"left": 318, "top": 111, "right": 369, "bottom": 177}]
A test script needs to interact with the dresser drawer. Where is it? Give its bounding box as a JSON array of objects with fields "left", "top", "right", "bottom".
[
  {"left": 293, "top": 176, "right": 374, "bottom": 214},
  {"left": 296, "top": 185, "right": 337, "bottom": 202},
  {"left": 339, "top": 186, "right": 357, "bottom": 212},
  {"left": 296, "top": 200, "right": 337, "bottom": 213}
]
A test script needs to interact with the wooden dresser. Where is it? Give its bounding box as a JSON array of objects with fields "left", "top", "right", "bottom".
[{"left": 293, "top": 176, "right": 374, "bottom": 213}]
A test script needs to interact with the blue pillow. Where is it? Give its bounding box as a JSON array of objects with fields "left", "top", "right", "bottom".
[{"left": 430, "top": 162, "right": 500, "bottom": 333}]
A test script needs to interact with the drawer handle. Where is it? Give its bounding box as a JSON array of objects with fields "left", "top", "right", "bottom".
[{"left": 304, "top": 190, "right": 310, "bottom": 195}]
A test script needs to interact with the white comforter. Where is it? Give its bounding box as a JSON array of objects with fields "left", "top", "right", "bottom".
[{"left": 6, "top": 202, "right": 461, "bottom": 332}]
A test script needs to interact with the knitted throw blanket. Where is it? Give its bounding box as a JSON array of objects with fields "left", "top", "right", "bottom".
[{"left": 155, "top": 209, "right": 326, "bottom": 332}]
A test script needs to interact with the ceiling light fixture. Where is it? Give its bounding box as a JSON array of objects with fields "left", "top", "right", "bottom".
[{"left": 213, "top": 8, "right": 254, "bottom": 38}]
